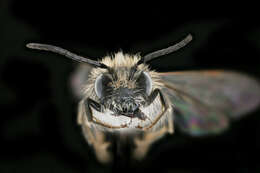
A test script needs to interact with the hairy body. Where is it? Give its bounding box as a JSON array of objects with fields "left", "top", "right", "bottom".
[
  {"left": 26, "top": 34, "right": 260, "bottom": 163},
  {"left": 74, "top": 53, "right": 174, "bottom": 162}
]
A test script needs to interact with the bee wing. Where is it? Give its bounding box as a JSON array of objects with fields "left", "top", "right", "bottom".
[
  {"left": 70, "top": 64, "right": 93, "bottom": 99},
  {"left": 159, "top": 70, "right": 260, "bottom": 136}
]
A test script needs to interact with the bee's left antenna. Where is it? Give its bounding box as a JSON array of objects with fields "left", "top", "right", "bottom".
[{"left": 26, "top": 43, "right": 108, "bottom": 68}]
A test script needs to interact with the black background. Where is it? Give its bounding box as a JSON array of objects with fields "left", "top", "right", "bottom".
[{"left": 1, "top": 0, "right": 260, "bottom": 173}]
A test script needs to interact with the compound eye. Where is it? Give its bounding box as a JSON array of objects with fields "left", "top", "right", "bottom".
[
  {"left": 137, "top": 71, "right": 152, "bottom": 95},
  {"left": 94, "top": 74, "right": 111, "bottom": 99}
]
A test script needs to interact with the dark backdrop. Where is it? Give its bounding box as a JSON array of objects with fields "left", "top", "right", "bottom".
[{"left": 1, "top": 1, "right": 260, "bottom": 173}]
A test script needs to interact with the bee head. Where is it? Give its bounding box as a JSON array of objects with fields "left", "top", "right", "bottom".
[{"left": 93, "top": 54, "right": 154, "bottom": 118}]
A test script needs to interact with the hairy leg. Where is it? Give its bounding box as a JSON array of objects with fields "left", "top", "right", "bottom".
[
  {"left": 133, "top": 125, "right": 169, "bottom": 160},
  {"left": 78, "top": 100, "right": 112, "bottom": 163},
  {"left": 132, "top": 90, "right": 174, "bottom": 160}
]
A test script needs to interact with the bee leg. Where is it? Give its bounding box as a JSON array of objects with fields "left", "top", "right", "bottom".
[
  {"left": 82, "top": 124, "right": 112, "bottom": 163},
  {"left": 78, "top": 99, "right": 112, "bottom": 163},
  {"left": 133, "top": 89, "right": 173, "bottom": 160},
  {"left": 133, "top": 126, "right": 168, "bottom": 160},
  {"left": 147, "top": 89, "right": 168, "bottom": 107}
]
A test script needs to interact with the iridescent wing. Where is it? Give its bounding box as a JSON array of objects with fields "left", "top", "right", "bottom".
[
  {"left": 159, "top": 70, "right": 260, "bottom": 136},
  {"left": 70, "top": 64, "right": 93, "bottom": 99}
]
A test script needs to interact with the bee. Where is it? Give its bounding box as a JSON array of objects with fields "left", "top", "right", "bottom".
[{"left": 26, "top": 34, "right": 260, "bottom": 163}]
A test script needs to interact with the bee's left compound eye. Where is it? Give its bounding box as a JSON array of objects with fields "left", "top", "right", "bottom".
[
  {"left": 137, "top": 71, "right": 153, "bottom": 95},
  {"left": 95, "top": 74, "right": 111, "bottom": 99}
]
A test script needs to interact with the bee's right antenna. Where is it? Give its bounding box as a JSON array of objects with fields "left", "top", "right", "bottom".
[
  {"left": 26, "top": 43, "right": 108, "bottom": 68},
  {"left": 139, "top": 34, "right": 193, "bottom": 64}
]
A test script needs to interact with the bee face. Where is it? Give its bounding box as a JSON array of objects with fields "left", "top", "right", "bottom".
[
  {"left": 84, "top": 52, "right": 169, "bottom": 130},
  {"left": 95, "top": 69, "right": 151, "bottom": 119}
]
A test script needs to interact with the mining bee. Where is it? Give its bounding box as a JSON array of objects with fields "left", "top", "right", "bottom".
[{"left": 26, "top": 34, "right": 260, "bottom": 163}]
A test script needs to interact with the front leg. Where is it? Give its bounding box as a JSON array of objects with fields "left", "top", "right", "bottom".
[
  {"left": 133, "top": 89, "right": 174, "bottom": 160},
  {"left": 78, "top": 98, "right": 112, "bottom": 163},
  {"left": 133, "top": 126, "right": 169, "bottom": 160}
]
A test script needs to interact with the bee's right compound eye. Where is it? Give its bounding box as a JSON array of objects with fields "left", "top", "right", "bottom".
[{"left": 94, "top": 74, "right": 111, "bottom": 99}]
